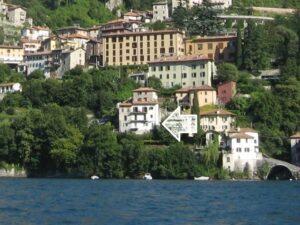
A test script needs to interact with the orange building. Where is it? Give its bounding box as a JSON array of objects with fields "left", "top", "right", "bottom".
[{"left": 185, "top": 35, "right": 237, "bottom": 64}]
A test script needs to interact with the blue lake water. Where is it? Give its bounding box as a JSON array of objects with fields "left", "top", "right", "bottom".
[{"left": 0, "top": 179, "right": 300, "bottom": 225}]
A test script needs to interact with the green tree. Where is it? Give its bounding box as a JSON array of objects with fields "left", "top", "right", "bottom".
[
  {"left": 202, "top": 136, "right": 220, "bottom": 166},
  {"left": 217, "top": 63, "right": 239, "bottom": 82},
  {"left": 172, "top": 6, "right": 188, "bottom": 29},
  {"left": 236, "top": 21, "right": 243, "bottom": 69},
  {"left": 147, "top": 76, "right": 162, "bottom": 90}
]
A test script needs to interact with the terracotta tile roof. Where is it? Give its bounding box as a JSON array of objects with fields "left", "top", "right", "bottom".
[
  {"left": 124, "top": 11, "right": 141, "bottom": 17},
  {"left": 200, "top": 109, "right": 235, "bottom": 116},
  {"left": 105, "top": 19, "right": 128, "bottom": 25},
  {"left": 149, "top": 55, "right": 210, "bottom": 64},
  {"left": 176, "top": 85, "right": 215, "bottom": 93},
  {"left": 230, "top": 133, "right": 254, "bottom": 139},
  {"left": 133, "top": 87, "right": 158, "bottom": 92},
  {"left": 291, "top": 133, "right": 300, "bottom": 139},
  {"left": 229, "top": 128, "right": 258, "bottom": 133},
  {"left": 65, "top": 34, "right": 90, "bottom": 40}
]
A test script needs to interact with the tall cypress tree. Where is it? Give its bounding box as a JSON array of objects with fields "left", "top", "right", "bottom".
[
  {"left": 236, "top": 21, "right": 243, "bottom": 69},
  {"left": 191, "top": 91, "right": 203, "bottom": 145}
]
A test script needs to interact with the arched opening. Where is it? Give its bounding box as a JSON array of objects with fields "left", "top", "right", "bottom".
[{"left": 267, "top": 165, "right": 293, "bottom": 180}]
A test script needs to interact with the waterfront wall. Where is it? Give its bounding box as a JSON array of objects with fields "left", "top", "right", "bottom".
[{"left": 0, "top": 167, "right": 27, "bottom": 177}]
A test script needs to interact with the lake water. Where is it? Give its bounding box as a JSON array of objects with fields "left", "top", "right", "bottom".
[{"left": 0, "top": 179, "right": 300, "bottom": 225}]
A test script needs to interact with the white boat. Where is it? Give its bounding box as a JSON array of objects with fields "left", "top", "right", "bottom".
[
  {"left": 143, "top": 173, "right": 153, "bottom": 180},
  {"left": 91, "top": 175, "right": 99, "bottom": 180},
  {"left": 194, "top": 176, "right": 210, "bottom": 181}
]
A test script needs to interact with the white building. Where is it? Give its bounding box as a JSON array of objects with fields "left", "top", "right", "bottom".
[
  {"left": 118, "top": 87, "right": 160, "bottom": 135},
  {"left": 210, "top": 0, "right": 232, "bottom": 9},
  {"left": 0, "top": 45, "right": 24, "bottom": 65},
  {"left": 290, "top": 133, "right": 300, "bottom": 166},
  {"left": 148, "top": 55, "right": 215, "bottom": 88},
  {"left": 21, "top": 26, "right": 50, "bottom": 41},
  {"left": 152, "top": 1, "right": 169, "bottom": 22},
  {"left": 24, "top": 51, "right": 52, "bottom": 78},
  {"left": 223, "top": 128, "right": 262, "bottom": 175},
  {"left": 0, "top": 82, "right": 22, "bottom": 100}
]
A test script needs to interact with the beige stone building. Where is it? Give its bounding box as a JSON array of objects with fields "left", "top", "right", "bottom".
[
  {"left": 102, "top": 29, "right": 185, "bottom": 66},
  {"left": 148, "top": 55, "right": 215, "bottom": 88},
  {"left": 175, "top": 85, "right": 217, "bottom": 109},
  {"left": 185, "top": 35, "right": 237, "bottom": 64},
  {"left": 0, "top": 45, "right": 24, "bottom": 65}
]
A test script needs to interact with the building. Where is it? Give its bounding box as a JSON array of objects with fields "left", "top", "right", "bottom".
[
  {"left": 0, "top": 0, "right": 28, "bottom": 26},
  {"left": 148, "top": 55, "right": 215, "bottom": 88},
  {"left": 86, "top": 40, "right": 102, "bottom": 66},
  {"left": 61, "top": 33, "right": 90, "bottom": 50},
  {"left": 0, "top": 45, "right": 24, "bottom": 65},
  {"left": 53, "top": 48, "right": 86, "bottom": 78},
  {"left": 102, "top": 29, "right": 185, "bottom": 66},
  {"left": 100, "top": 19, "right": 143, "bottom": 36},
  {"left": 87, "top": 26, "right": 102, "bottom": 40},
  {"left": 19, "top": 38, "right": 42, "bottom": 54},
  {"left": 152, "top": 1, "right": 169, "bottom": 22},
  {"left": 55, "top": 26, "right": 89, "bottom": 37},
  {"left": 222, "top": 128, "right": 262, "bottom": 174},
  {"left": 117, "top": 87, "right": 160, "bottom": 135},
  {"left": 175, "top": 85, "right": 217, "bottom": 109},
  {"left": 41, "top": 35, "right": 64, "bottom": 51},
  {"left": 24, "top": 48, "right": 85, "bottom": 78},
  {"left": 129, "top": 73, "right": 147, "bottom": 86},
  {"left": 290, "top": 134, "right": 300, "bottom": 166},
  {"left": 0, "top": 82, "right": 22, "bottom": 100},
  {"left": 21, "top": 26, "right": 50, "bottom": 41},
  {"left": 210, "top": 0, "right": 232, "bottom": 9},
  {"left": 24, "top": 51, "right": 52, "bottom": 78},
  {"left": 200, "top": 109, "right": 235, "bottom": 133},
  {"left": 217, "top": 80, "right": 236, "bottom": 105},
  {"left": 123, "top": 11, "right": 143, "bottom": 22},
  {"left": 185, "top": 35, "right": 237, "bottom": 64}
]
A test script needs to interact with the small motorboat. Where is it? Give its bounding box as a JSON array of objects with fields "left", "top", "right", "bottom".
[
  {"left": 91, "top": 175, "right": 99, "bottom": 180},
  {"left": 143, "top": 173, "right": 153, "bottom": 180},
  {"left": 194, "top": 176, "right": 210, "bottom": 181}
]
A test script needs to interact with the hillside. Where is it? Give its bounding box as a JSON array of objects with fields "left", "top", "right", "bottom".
[{"left": 7, "top": 0, "right": 116, "bottom": 29}]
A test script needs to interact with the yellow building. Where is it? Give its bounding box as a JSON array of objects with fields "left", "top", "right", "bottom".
[
  {"left": 102, "top": 29, "right": 185, "bottom": 66},
  {"left": 175, "top": 85, "right": 217, "bottom": 109},
  {"left": 0, "top": 45, "right": 24, "bottom": 65},
  {"left": 185, "top": 35, "right": 237, "bottom": 64}
]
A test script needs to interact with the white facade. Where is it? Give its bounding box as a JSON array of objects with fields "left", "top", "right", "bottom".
[
  {"left": 210, "top": 0, "right": 232, "bottom": 9},
  {"left": 291, "top": 134, "right": 300, "bottom": 166},
  {"left": 153, "top": 2, "right": 169, "bottom": 22},
  {"left": 0, "top": 82, "right": 22, "bottom": 100},
  {"left": 172, "top": 0, "right": 231, "bottom": 12},
  {"left": 22, "top": 26, "right": 50, "bottom": 41},
  {"left": 24, "top": 51, "right": 52, "bottom": 78},
  {"left": 148, "top": 55, "right": 215, "bottom": 88},
  {"left": 200, "top": 109, "right": 235, "bottom": 133},
  {"left": 223, "top": 128, "right": 262, "bottom": 175},
  {"left": 118, "top": 87, "right": 161, "bottom": 135},
  {"left": 0, "top": 45, "right": 24, "bottom": 65}
]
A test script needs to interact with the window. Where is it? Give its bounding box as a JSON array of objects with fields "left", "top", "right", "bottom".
[
  {"left": 182, "top": 73, "right": 187, "bottom": 78},
  {"left": 152, "top": 66, "right": 156, "bottom": 72},
  {"left": 159, "top": 74, "right": 162, "bottom": 79},
  {"left": 166, "top": 74, "right": 169, "bottom": 79},
  {"left": 173, "top": 74, "right": 176, "bottom": 79},
  {"left": 200, "top": 72, "right": 205, "bottom": 77},
  {"left": 198, "top": 44, "right": 203, "bottom": 50},
  {"left": 236, "top": 148, "right": 242, "bottom": 152},
  {"left": 227, "top": 157, "right": 230, "bottom": 163},
  {"left": 245, "top": 148, "right": 250, "bottom": 152},
  {"left": 208, "top": 43, "right": 213, "bottom": 49},
  {"left": 192, "top": 65, "right": 196, "bottom": 70},
  {"left": 192, "top": 73, "right": 196, "bottom": 78},
  {"left": 237, "top": 138, "right": 241, "bottom": 143},
  {"left": 124, "top": 116, "right": 127, "bottom": 121}
]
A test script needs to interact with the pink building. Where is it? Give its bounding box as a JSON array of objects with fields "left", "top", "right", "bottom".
[{"left": 217, "top": 80, "right": 236, "bottom": 105}]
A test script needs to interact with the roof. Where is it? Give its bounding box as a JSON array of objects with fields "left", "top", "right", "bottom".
[
  {"left": 124, "top": 11, "right": 142, "bottom": 17},
  {"left": 200, "top": 109, "right": 235, "bottom": 116},
  {"left": 30, "top": 26, "right": 50, "bottom": 31},
  {"left": 102, "top": 29, "right": 183, "bottom": 37},
  {"left": 229, "top": 128, "right": 258, "bottom": 133},
  {"left": 133, "top": 87, "right": 158, "bottom": 93},
  {"left": 65, "top": 33, "right": 90, "bottom": 40},
  {"left": 153, "top": 1, "right": 168, "bottom": 5},
  {"left": 0, "top": 45, "right": 23, "bottom": 49},
  {"left": 149, "top": 55, "right": 210, "bottom": 64},
  {"left": 56, "top": 26, "right": 88, "bottom": 31},
  {"left": 176, "top": 85, "right": 215, "bottom": 93},
  {"left": 25, "top": 51, "right": 52, "bottom": 56},
  {"left": 0, "top": 82, "right": 19, "bottom": 87},
  {"left": 186, "top": 35, "right": 237, "bottom": 43},
  {"left": 230, "top": 133, "right": 254, "bottom": 139},
  {"left": 291, "top": 133, "right": 300, "bottom": 139},
  {"left": 119, "top": 98, "right": 158, "bottom": 107},
  {"left": 105, "top": 19, "right": 128, "bottom": 25}
]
